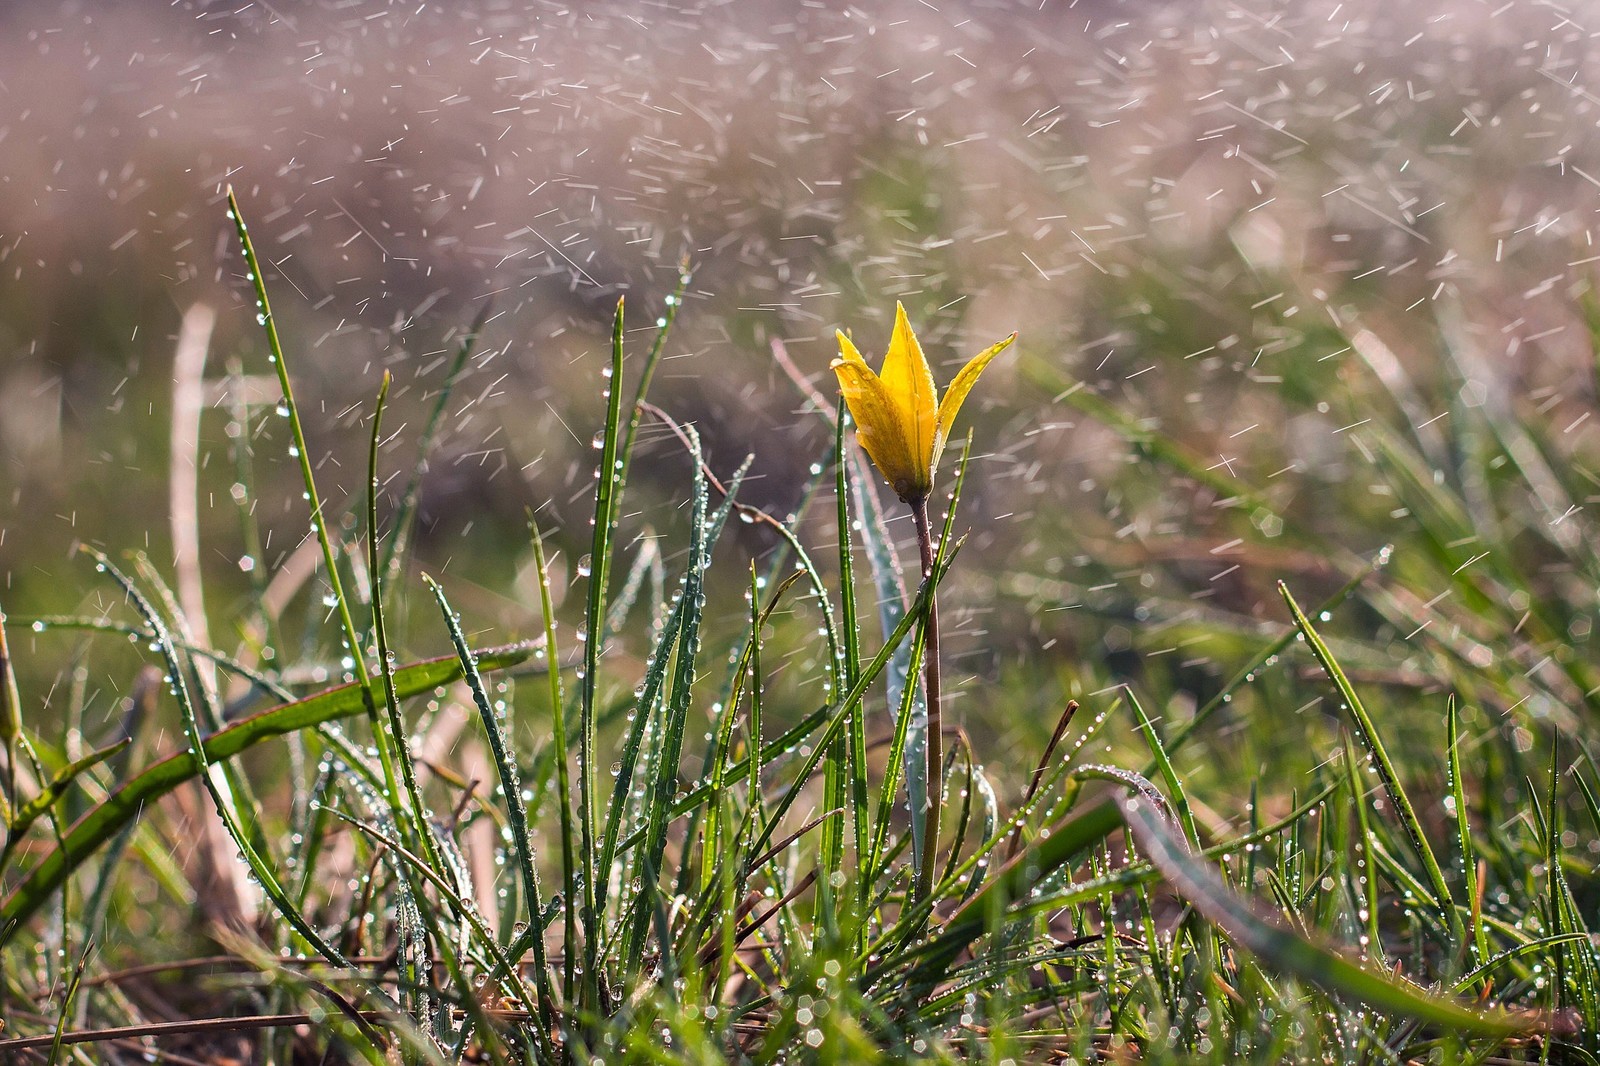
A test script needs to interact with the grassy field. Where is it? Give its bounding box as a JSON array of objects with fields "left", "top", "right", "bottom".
[{"left": 3, "top": 1, "right": 1600, "bottom": 1062}]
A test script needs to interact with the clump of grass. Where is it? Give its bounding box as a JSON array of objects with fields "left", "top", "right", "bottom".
[{"left": 0, "top": 193, "right": 1593, "bottom": 1064}]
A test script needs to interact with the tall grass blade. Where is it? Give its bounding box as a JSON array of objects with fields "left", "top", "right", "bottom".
[
  {"left": 423, "top": 575, "right": 558, "bottom": 1053},
  {"left": 1278, "top": 581, "right": 1463, "bottom": 947}
]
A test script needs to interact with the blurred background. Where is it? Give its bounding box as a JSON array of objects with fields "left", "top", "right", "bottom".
[{"left": 3, "top": 0, "right": 1599, "bottom": 781}]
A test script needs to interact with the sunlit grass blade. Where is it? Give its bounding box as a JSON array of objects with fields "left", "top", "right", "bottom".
[
  {"left": 1278, "top": 581, "right": 1463, "bottom": 947},
  {"left": 849, "top": 448, "right": 926, "bottom": 871},
  {"left": 422, "top": 574, "right": 557, "bottom": 1055},
  {"left": 834, "top": 407, "right": 868, "bottom": 880},
  {"left": 1446, "top": 696, "right": 1488, "bottom": 974},
  {"left": 227, "top": 189, "right": 372, "bottom": 697},
  {"left": 529, "top": 519, "right": 580, "bottom": 1012},
  {"left": 0, "top": 608, "right": 20, "bottom": 825},
  {"left": 1341, "top": 733, "right": 1383, "bottom": 963}
]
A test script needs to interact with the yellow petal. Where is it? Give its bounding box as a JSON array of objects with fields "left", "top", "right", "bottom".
[
  {"left": 879, "top": 302, "right": 938, "bottom": 479},
  {"left": 831, "top": 350, "right": 928, "bottom": 500},
  {"left": 930, "top": 332, "right": 1017, "bottom": 476}
]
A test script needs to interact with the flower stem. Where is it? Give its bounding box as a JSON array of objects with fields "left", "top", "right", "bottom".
[{"left": 909, "top": 493, "right": 942, "bottom": 903}]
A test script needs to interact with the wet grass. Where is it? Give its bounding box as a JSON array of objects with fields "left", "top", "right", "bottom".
[{"left": 1, "top": 192, "right": 1598, "bottom": 1064}]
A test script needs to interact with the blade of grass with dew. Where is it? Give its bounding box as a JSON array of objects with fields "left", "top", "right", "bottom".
[
  {"left": 366, "top": 373, "right": 464, "bottom": 1046},
  {"left": 1446, "top": 696, "right": 1489, "bottom": 973},
  {"left": 576, "top": 278, "right": 690, "bottom": 983},
  {"left": 0, "top": 643, "right": 531, "bottom": 938},
  {"left": 598, "top": 573, "right": 688, "bottom": 923},
  {"left": 0, "top": 608, "right": 22, "bottom": 826},
  {"left": 1279, "top": 581, "right": 1464, "bottom": 947},
  {"left": 1341, "top": 733, "right": 1384, "bottom": 964},
  {"left": 227, "top": 189, "right": 376, "bottom": 716},
  {"left": 576, "top": 295, "right": 628, "bottom": 999},
  {"left": 834, "top": 410, "right": 869, "bottom": 881},
  {"left": 1546, "top": 739, "right": 1600, "bottom": 1024},
  {"left": 946, "top": 742, "right": 1000, "bottom": 907},
  {"left": 849, "top": 444, "right": 927, "bottom": 873},
  {"left": 530, "top": 520, "right": 581, "bottom": 1012},
  {"left": 821, "top": 406, "right": 860, "bottom": 938},
  {"left": 422, "top": 575, "right": 558, "bottom": 1054},
  {"left": 366, "top": 373, "right": 441, "bottom": 865},
  {"left": 1125, "top": 687, "right": 1200, "bottom": 849}
]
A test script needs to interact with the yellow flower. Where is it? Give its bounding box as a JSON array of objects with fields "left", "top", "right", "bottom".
[{"left": 831, "top": 302, "right": 1016, "bottom": 502}]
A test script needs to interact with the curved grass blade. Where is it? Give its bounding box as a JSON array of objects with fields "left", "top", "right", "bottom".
[
  {"left": 0, "top": 644, "right": 531, "bottom": 939},
  {"left": 422, "top": 575, "right": 557, "bottom": 1054},
  {"left": 575, "top": 296, "right": 628, "bottom": 996},
  {"left": 227, "top": 189, "right": 372, "bottom": 698},
  {"left": 1120, "top": 794, "right": 1536, "bottom": 1038},
  {"left": 0, "top": 608, "right": 22, "bottom": 824},
  {"left": 1279, "top": 582, "right": 1464, "bottom": 947}
]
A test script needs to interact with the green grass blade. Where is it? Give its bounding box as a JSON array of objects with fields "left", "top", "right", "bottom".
[
  {"left": 850, "top": 449, "right": 927, "bottom": 871},
  {"left": 1278, "top": 581, "right": 1463, "bottom": 947},
  {"left": 623, "top": 447, "right": 748, "bottom": 972},
  {"left": 576, "top": 296, "right": 627, "bottom": 994},
  {"left": 364, "top": 373, "right": 433, "bottom": 858},
  {"left": 1446, "top": 696, "right": 1489, "bottom": 973},
  {"left": 422, "top": 575, "right": 557, "bottom": 1051},
  {"left": 834, "top": 407, "right": 869, "bottom": 879},
  {"left": 227, "top": 189, "right": 372, "bottom": 697},
  {"left": 530, "top": 520, "right": 580, "bottom": 1011}
]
